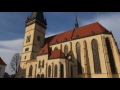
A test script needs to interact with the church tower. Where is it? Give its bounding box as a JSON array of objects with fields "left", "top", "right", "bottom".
[
  {"left": 17, "top": 12, "right": 47, "bottom": 78},
  {"left": 21, "top": 12, "right": 47, "bottom": 61}
]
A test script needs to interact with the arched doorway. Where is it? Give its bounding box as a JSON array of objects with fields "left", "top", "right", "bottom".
[
  {"left": 37, "top": 74, "right": 40, "bottom": 78},
  {"left": 41, "top": 74, "right": 44, "bottom": 78}
]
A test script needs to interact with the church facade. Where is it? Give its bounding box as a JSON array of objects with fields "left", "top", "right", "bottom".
[{"left": 18, "top": 12, "right": 120, "bottom": 78}]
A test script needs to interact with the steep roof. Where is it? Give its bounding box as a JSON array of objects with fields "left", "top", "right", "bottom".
[
  {"left": 38, "top": 43, "right": 49, "bottom": 55},
  {"left": 49, "top": 49, "right": 65, "bottom": 59},
  {"left": 49, "top": 30, "right": 73, "bottom": 45},
  {"left": 0, "top": 57, "right": 7, "bottom": 66},
  {"left": 45, "top": 22, "right": 110, "bottom": 45},
  {"left": 38, "top": 22, "right": 110, "bottom": 55},
  {"left": 72, "top": 22, "right": 109, "bottom": 39}
]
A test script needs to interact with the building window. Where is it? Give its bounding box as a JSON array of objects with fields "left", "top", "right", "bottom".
[
  {"left": 64, "top": 38, "right": 67, "bottom": 42},
  {"left": 105, "top": 37, "right": 117, "bottom": 74},
  {"left": 37, "top": 74, "right": 40, "bottom": 78},
  {"left": 25, "top": 48, "right": 29, "bottom": 52},
  {"left": 76, "top": 42, "right": 82, "bottom": 74},
  {"left": 54, "top": 65, "right": 57, "bottom": 78},
  {"left": 54, "top": 47, "right": 58, "bottom": 50},
  {"left": 38, "top": 61, "right": 41, "bottom": 68},
  {"left": 84, "top": 41, "right": 91, "bottom": 74},
  {"left": 41, "top": 74, "right": 44, "bottom": 78},
  {"left": 91, "top": 39, "right": 101, "bottom": 73},
  {"left": 71, "top": 65, "right": 73, "bottom": 78},
  {"left": 64, "top": 45, "right": 68, "bottom": 56},
  {"left": 42, "top": 60, "right": 44, "bottom": 68},
  {"left": 24, "top": 56, "right": 27, "bottom": 59},
  {"left": 26, "top": 35, "right": 31, "bottom": 43},
  {"left": 76, "top": 35, "right": 79, "bottom": 39},
  {"left": 48, "top": 65, "right": 51, "bottom": 77},
  {"left": 56, "top": 40, "right": 59, "bottom": 44},
  {"left": 60, "top": 64, "right": 64, "bottom": 78},
  {"left": 29, "top": 65, "right": 33, "bottom": 77}
]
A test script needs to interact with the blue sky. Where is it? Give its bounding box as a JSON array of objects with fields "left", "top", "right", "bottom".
[{"left": 0, "top": 12, "right": 120, "bottom": 74}]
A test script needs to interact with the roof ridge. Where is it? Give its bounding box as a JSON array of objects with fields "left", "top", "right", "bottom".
[{"left": 96, "top": 22, "right": 105, "bottom": 32}]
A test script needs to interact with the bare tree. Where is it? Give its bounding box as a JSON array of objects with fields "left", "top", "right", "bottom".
[{"left": 10, "top": 53, "right": 20, "bottom": 74}]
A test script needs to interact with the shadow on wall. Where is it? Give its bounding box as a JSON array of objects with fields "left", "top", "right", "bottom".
[{"left": 69, "top": 50, "right": 91, "bottom": 78}]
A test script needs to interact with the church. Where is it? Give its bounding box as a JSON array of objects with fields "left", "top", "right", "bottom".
[{"left": 17, "top": 12, "right": 120, "bottom": 78}]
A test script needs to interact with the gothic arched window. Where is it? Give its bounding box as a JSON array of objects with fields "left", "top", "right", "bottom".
[
  {"left": 64, "top": 45, "right": 68, "bottom": 56},
  {"left": 84, "top": 41, "right": 91, "bottom": 74},
  {"left": 41, "top": 74, "right": 44, "bottom": 78},
  {"left": 60, "top": 64, "right": 64, "bottom": 78},
  {"left": 37, "top": 74, "right": 40, "bottom": 78},
  {"left": 71, "top": 65, "right": 73, "bottom": 78},
  {"left": 42, "top": 60, "right": 44, "bottom": 68},
  {"left": 54, "top": 47, "right": 58, "bottom": 50},
  {"left": 70, "top": 42, "right": 72, "bottom": 50},
  {"left": 91, "top": 39, "right": 101, "bottom": 73},
  {"left": 76, "top": 42, "right": 82, "bottom": 74},
  {"left": 48, "top": 65, "right": 51, "bottom": 77},
  {"left": 38, "top": 61, "right": 41, "bottom": 68},
  {"left": 29, "top": 65, "right": 33, "bottom": 77},
  {"left": 54, "top": 65, "right": 57, "bottom": 77},
  {"left": 105, "top": 37, "right": 117, "bottom": 74}
]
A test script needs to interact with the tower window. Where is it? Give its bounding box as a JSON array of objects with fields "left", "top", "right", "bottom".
[
  {"left": 26, "top": 35, "right": 31, "bottom": 43},
  {"left": 25, "top": 48, "right": 29, "bottom": 52},
  {"left": 25, "top": 56, "right": 27, "bottom": 59}
]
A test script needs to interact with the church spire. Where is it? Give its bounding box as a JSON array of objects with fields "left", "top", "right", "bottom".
[
  {"left": 75, "top": 16, "right": 79, "bottom": 29},
  {"left": 26, "top": 12, "right": 47, "bottom": 28}
]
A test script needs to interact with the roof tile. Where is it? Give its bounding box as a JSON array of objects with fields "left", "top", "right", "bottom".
[{"left": 49, "top": 49, "right": 65, "bottom": 59}]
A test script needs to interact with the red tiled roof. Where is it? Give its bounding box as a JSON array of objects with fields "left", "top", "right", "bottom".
[
  {"left": 0, "top": 57, "right": 7, "bottom": 66},
  {"left": 46, "top": 22, "right": 110, "bottom": 45},
  {"left": 49, "top": 30, "right": 73, "bottom": 45},
  {"left": 72, "top": 22, "right": 109, "bottom": 39},
  {"left": 45, "top": 35, "right": 55, "bottom": 45},
  {"left": 38, "top": 22, "right": 110, "bottom": 55},
  {"left": 38, "top": 43, "right": 49, "bottom": 55},
  {"left": 49, "top": 49, "right": 65, "bottom": 59}
]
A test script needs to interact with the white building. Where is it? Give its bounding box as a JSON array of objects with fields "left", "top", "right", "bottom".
[{"left": 0, "top": 57, "right": 7, "bottom": 78}]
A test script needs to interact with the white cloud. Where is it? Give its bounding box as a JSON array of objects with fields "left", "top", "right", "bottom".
[
  {"left": 0, "top": 39, "right": 23, "bottom": 51},
  {"left": 0, "top": 39, "right": 23, "bottom": 75},
  {"left": 45, "top": 31, "right": 64, "bottom": 37}
]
